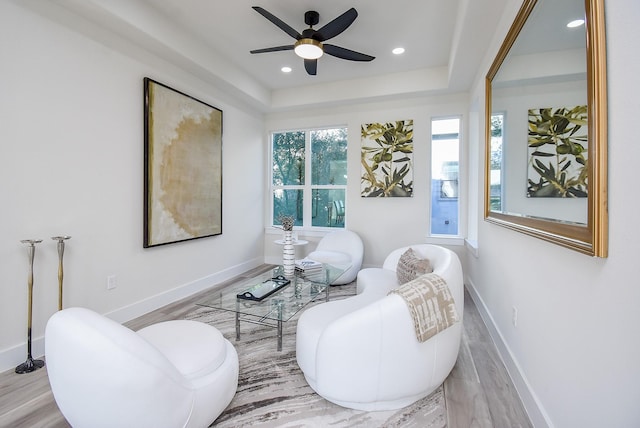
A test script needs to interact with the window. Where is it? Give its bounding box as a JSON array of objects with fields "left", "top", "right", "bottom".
[
  {"left": 271, "top": 127, "right": 347, "bottom": 229},
  {"left": 489, "top": 113, "right": 504, "bottom": 211},
  {"left": 430, "top": 118, "right": 460, "bottom": 236}
]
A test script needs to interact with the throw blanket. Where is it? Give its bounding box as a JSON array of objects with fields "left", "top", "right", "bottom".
[{"left": 389, "top": 273, "right": 459, "bottom": 342}]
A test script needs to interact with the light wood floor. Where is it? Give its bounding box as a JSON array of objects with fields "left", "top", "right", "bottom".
[{"left": 0, "top": 265, "right": 531, "bottom": 427}]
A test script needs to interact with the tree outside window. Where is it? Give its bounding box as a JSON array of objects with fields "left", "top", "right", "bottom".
[
  {"left": 272, "top": 128, "right": 347, "bottom": 228},
  {"left": 490, "top": 113, "right": 504, "bottom": 211}
]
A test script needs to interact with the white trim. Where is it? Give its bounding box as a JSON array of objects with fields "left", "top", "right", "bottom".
[
  {"left": 429, "top": 115, "right": 462, "bottom": 237},
  {"left": 0, "top": 257, "right": 263, "bottom": 374},
  {"left": 465, "top": 279, "right": 553, "bottom": 428},
  {"left": 0, "top": 340, "right": 46, "bottom": 376},
  {"left": 265, "top": 227, "right": 338, "bottom": 238},
  {"left": 105, "top": 257, "right": 263, "bottom": 323},
  {"left": 425, "top": 236, "right": 465, "bottom": 246},
  {"left": 269, "top": 127, "right": 348, "bottom": 230},
  {"left": 465, "top": 238, "right": 479, "bottom": 258}
]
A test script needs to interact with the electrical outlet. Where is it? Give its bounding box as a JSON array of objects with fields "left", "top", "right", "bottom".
[
  {"left": 512, "top": 306, "right": 518, "bottom": 327},
  {"left": 107, "top": 275, "right": 117, "bottom": 290}
]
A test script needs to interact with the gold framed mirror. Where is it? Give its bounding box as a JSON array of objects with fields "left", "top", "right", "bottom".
[{"left": 484, "top": 0, "right": 607, "bottom": 257}]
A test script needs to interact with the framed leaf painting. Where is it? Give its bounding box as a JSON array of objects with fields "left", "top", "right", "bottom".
[
  {"left": 527, "top": 106, "right": 587, "bottom": 198},
  {"left": 361, "top": 120, "right": 414, "bottom": 197}
]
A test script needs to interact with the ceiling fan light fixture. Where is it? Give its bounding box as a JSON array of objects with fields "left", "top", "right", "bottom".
[
  {"left": 251, "top": 7, "right": 373, "bottom": 75},
  {"left": 294, "top": 38, "right": 324, "bottom": 59}
]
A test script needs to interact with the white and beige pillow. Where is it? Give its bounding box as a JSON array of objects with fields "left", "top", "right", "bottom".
[{"left": 396, "top": 248, "right": 433, "bottom": 285}]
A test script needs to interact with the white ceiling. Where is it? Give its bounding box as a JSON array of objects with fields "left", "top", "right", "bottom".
[
  {"left": 43, "top": 0, "right": 514, "bottom": 111},
  {"left": 140, "top": 0, "right": 461, "bottom": 90}
]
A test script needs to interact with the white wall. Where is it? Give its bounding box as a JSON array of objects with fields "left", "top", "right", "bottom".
[
  {"left": 466, "top": 0, "right": 640, "bottom": 427},
  {"left": 263, "top": 94, "right": 469, "bottom": 267},
  {"left": 0, "top": 2, "right": 265, "bottom": 372}
]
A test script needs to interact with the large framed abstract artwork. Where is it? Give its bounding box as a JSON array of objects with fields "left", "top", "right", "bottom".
[
  {"left": 143, "top": 78, "right": 223, "bottom": 247},
  {"left": 360, "top": 119, "right": 414, "bottom": 197}
]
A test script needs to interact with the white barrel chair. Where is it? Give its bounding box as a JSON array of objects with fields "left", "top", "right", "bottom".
[
  {"left": 306, "top": 230, "right": 364, "bottom": 284},
  {"left": 296, "top": 244, "right": 463, "bottom": 411},
  {"left": 45, "top": 307, "right": 238, "bottom": 428}
]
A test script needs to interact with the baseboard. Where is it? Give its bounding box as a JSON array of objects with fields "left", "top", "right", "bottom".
[
  {"left": 0, "top": 343, "right": 43, "bottom": 376},
  {"left": 105, "top": 257, "right": 264, "bottom": 323},
  {"left": 0, "top": 257, "right": 263, "bottom": 374},
  {"left": 465, "top": 279, "right": 553, "bottom": 428}
]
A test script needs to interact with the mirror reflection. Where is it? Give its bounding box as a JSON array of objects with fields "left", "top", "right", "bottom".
[
  {"left": 489, "top": 0, "right": 588, "bottom": 224},
  {"left": 485, "top": 0, "right": 608, "bottom": 257}
]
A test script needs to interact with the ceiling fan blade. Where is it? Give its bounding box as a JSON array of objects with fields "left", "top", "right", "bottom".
[
  {"left": 315, "top": 8, "right": 358, "bottom": 41},
  {"left": 250, "top": 45, "right": 294, "bottom": 54},
  {"left": 323, "top": 44, "right": 375, "bottom": 62},
  {"left": 252, "top": 6, "right": 301, "bottom": 40},
  {"left": 304, "top": 59, "right": 317, "bottom": 75}
]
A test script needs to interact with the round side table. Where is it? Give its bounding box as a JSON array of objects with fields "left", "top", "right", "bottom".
[{"left": 274, "top": 239, "right": 309, "bottom": 260}]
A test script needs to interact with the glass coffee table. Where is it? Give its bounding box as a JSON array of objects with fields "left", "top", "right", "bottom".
[{"left": 196, "top": 264, "right": 349, "bottom": 351}]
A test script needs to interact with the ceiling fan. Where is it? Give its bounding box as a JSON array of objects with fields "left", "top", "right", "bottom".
[{"left": 250, "top": 6, "right": 375, "bottom": 76}]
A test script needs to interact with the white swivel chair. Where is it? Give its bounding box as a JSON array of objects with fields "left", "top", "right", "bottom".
[
  {"left": 45, "top": 307, "right": 238, "bottom": 428},
  {"left": 306, "top": 230, "right": 364, "bottom": 284},
  {"left": 296, "top": 244, "right": 463, "bottom": 411}
]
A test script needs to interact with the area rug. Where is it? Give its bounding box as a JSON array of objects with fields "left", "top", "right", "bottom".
[{"left": 184, "top": 283, "right": 447, "bottom": 428}]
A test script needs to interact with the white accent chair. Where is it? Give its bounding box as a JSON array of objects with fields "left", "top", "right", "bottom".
[
  {"left": 296, "top": 244, "right": 463, "bottom": 411},
  {"left": 45, "top": 307, "right": 238, "bottom": 428},
  {"left": 306, "top": 230, "right": 364, "bottom": 284}
]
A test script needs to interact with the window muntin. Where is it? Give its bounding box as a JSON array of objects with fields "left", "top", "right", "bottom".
[{"left": 272, "top": 127, "right": 347, "bottom": 229}]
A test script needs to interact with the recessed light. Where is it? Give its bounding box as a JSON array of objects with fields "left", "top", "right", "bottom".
[
  {"left": 567, "top": 19, "right": 585, "bottom": 28},
  {"left": 281, "top": 66, "right": 292, "bottom": 73},
  {"left": 392, "top": 47, "right": 405, "bottom": 55}
]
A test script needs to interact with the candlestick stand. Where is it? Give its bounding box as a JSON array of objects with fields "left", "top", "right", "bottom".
[
  {"left": 16, "top": 239, "right": 45, "bottom": 374},
  {"left": 51, "top": 236, "right": 71, "bottom": 310}
]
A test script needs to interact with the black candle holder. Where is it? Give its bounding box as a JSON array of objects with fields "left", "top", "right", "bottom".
[{"left": 15, "top": 239, "right": 45, "bottom": 374}]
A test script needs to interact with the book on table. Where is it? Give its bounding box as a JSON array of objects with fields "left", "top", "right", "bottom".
[{"left": 295, "top": 258, "right": 323, "bottom": 275}]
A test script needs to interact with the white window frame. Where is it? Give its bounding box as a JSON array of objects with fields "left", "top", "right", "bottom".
[
  {"left": 427, "top": 115, "right": 464, "bottom": 244},
  {"left": 269, "top": 126, "right": 348, "bottom": 231},
  {"left": 489, "top": 111, "right": 506, "bottom": 214}
]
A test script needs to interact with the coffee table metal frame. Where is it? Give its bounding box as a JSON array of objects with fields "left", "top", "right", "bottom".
[{"left": 196, "top": 264, "right": 348, "bottom": 351}]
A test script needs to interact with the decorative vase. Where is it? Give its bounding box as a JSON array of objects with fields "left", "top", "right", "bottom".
[{"left": 282, "top": 230, "right": 295, "bottom": 277}]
